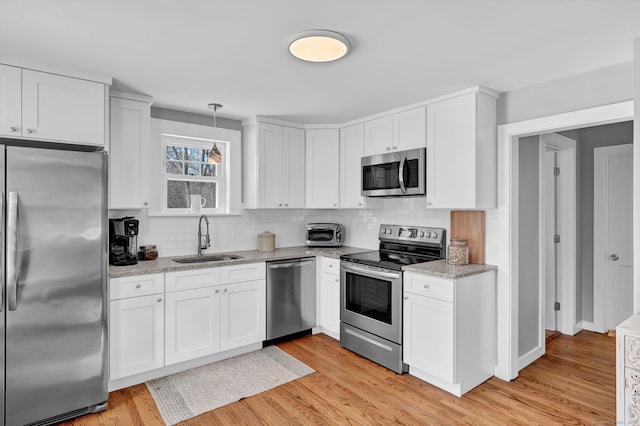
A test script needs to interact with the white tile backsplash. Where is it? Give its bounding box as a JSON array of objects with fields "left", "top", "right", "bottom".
[{"left": 111, "top": 197, "right": 457, "bottom": 258}]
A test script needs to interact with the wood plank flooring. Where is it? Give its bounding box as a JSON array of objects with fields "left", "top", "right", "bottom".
[{"left": 61, "top": 330, "right": 615, "bottom": 425}]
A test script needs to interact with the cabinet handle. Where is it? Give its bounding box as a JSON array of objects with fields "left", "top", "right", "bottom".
[
  {"left": 358, "top": 202, "right": 362, "bottom": 206},
  {"left": 224, "top": 288, "right": 228, "bottom": 293},
  {"left": 285, "top": 203, "right": 288, "bottom": 207},
  {"left": 278, "top": 203, "right": 282, "bottom": 207},
  {"left": 426, "top": 201, "right": 432, "bottom": 206},
  {"left": 386, "top": 147, "right": 391, "bottom": 151},
  {"left": 9, "top": 126, "right": 17, "bottom": 132},
  {"left": 328, "top": 264, "right": 333, "bottom": 268},
  {"left": 403, "top": 296, "right": 409, "bottom": 300},
  {"left": 26, "top": 128, "right": 34, "bottom": 134},
  {"left": 136, "top": 284, "right": 141, "bottom": 289},
  {"left": 157, "top": 298, "right": 162, "bottom": 302},
  {"left": 215, "top": 289, "right": 220, "bottom": 294},
  {"left": 333, "top": 203, "right": 337, "bottom": 207},
  {"left": 424, "top": 284, "right": 430, "bottom": 289},
  {"left": 334, "top": 278, "right": 339, "bottom": 282},
  {"left": 143, "top": 201, "right": 149, "bottom": 206},
  {"left": 392, "top": 146, "right": 397, "bottom": 150}
]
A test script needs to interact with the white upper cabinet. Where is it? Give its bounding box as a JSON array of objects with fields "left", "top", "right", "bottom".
[
  {"left": 363, "top": 106, "right": 426, "bottom": 156},
  {"left": 0, "top": 64, "right": 21, "bottom": 137},
  {"left": 0, "top": 64, "right": 106, "bottom": 145},
  {"left": 339, "top": 123, "right": 382, "bottom": 209},
  {"left": 306, "top": 128, "right": 339, "bottom": 208},
  {"left": 244, "top": 121, "right": 305, "bottom": 209},
  {"left": 426, "top": 89, "right": 497, "bottom": 209},
  {"left": 109, "top": 92, "right": 152, "bottom": 209}
]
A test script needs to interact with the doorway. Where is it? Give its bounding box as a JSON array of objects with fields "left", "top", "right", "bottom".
[{"left": 493, "top": 100, "right": 634, "bottom": 381}]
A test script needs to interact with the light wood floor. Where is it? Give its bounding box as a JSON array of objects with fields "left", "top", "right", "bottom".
[{"left": 62, "top": 330, "right": 615, "bottom": 425}]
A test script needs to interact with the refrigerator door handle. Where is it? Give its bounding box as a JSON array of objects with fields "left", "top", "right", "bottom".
[
  {"left": 7, "top": 191, "right": 18, "bottom": 311},
  {"left": 0, "top": 192, "right": 3, "bottom": 312}
]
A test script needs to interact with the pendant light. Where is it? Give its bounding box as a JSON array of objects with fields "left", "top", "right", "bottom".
[{"left": 207, "top": 103, "right": 223, "bottom": 164}]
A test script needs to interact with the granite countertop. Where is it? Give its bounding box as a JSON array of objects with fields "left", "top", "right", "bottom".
[
  {"left": 402, "top": 259, "right": 497, "bottom": 279},
  {"left": 108, "top": 245, "right": 369, "bottom": 278}
]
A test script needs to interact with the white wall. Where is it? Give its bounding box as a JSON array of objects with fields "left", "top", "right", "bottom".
[
  {"left": 497, "top": 62, "right": 633, "bottom": 125},
  {"left": 112, "top": 198, "right": 451, "bottom": 258},
  {"left": 518, "top": 136, "right": 540, "bottom": 356}
]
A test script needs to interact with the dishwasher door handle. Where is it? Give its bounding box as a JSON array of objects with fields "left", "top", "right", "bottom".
[{"left": 268, "top": 260, "right": 314, "bottom": 269}]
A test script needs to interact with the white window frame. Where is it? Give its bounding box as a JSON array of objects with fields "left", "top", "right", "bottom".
[
  {"left": 161, "top": 134, "right": 227, "bottom": 215},
  {"left": 149, "top": 118, "right": 242, "bottom": 217}
]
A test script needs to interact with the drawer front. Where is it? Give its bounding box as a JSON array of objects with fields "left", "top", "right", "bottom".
[
  {"left": 323, "top": 258, "right": 340, "bottom": 275},
  {"left": 220, "top": 262, "right": 266, "bottom": 284},
  {"left": 165, "top": 268, "right": 220, "bottom": 292},
  {"left": 110, "top": 273, "right": 164, "bottom": 300},
  {"left": 403, "top": 273, "right": 454, "bottom": 302}
]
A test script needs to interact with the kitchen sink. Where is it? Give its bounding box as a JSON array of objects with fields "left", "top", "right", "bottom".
[{"left": 172, "top": 254, "right": 243, "bottom": 263}]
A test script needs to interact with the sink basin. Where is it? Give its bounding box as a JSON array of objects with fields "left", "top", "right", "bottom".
[{"left": 172, "top": 254, "right": 243, "bottom": 264}]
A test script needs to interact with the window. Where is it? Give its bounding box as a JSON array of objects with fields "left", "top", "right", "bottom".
[
  {"left": 162, "top": 135, "right": 227, "bottom": 214},
  {"left": 150, "top": 118, "right": 241, "bottom": 216}
]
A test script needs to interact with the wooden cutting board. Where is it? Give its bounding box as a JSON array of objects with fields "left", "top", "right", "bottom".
[{"left": 450, "top": 211, "right": 485, "bottom": 264}]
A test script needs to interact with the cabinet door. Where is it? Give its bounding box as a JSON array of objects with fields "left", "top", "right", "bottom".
[
  {"left": 320, "top": 271, "right": 341, "bottom": 338},
  {"left": 284, "top": 126, "right": 306, "bottom": 208},
  {"left": 22, "top": 69, "right": 105, "bottom": 145},
  {"left": 220, "top": 280, "right": 266, "bottom": 351},
  {"left": 426, "top": 93, "right": 477, "bottom": 209},
  {"left": 109, "top": 96, "right": 151, "bottom": 209},
  {"left": 339, "top": 123, "right": 366, "bottom": 209},
  {"left": 165, "top": 287, "right": 221, "bottom": 365},
  {"left": 109, "top": 294, "right": 164, "bottom": 380},
  {"left": 393, "top": 106, "right": 426, "bottom": 151},
  {"left": 306, "top": 128, "right": 339, "bottom": 208},
  {"left": 363, "top": 115, "right": 393, "bottom": 156},
  {"left": 257, "top": 122, "right": 285, "bottom": 208},
  {"left": 0, "top": 64, "right": 21, "bottom": 137},
  {"left": 403, "top": 293, "right": 454, "bottom": 382}
]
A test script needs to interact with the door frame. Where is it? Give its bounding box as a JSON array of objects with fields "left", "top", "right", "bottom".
[
  {"left": 492, "top": 100, "right": 633, "bottom": 381},
  {"left": 593, "top": 143, "right": 634, "bottom": 332}
]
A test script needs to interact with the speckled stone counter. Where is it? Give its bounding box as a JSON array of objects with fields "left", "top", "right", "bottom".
[
  {"left": 108, "top": 246, "right": 369, "bottom": 278},
  {"left": 402, "top": 259, "right": 497, "bottom": 279}
]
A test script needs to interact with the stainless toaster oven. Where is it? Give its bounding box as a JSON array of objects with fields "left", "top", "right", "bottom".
[{"left": 305, "top": 223, "right": 344, "bottom": 247}]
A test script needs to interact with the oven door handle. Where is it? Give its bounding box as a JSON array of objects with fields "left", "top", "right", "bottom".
[{"left": 341, "top": 262, "right": 401, "bottom": 280}]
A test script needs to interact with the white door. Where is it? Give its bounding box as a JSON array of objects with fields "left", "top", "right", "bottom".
[
  {"left": 543, "top": 149, "right": 557, "bottom": 331},
  {"left": 320, "top": 271, "right": 341, "bottom": 338},
  {"left": 0, "top": 64, "right": 21, "bottom": 137},
  {"left": 594, "top": 144, "right": 633, "bottom": 331},
  {"left": 305, "top": 128, "right": 339, "bottom": 208}
]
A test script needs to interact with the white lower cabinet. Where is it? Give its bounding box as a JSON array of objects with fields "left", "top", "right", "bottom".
[
  {"left": 220, "top": 279, "right": 266, "bottom": 350},
  {"left": 165, "top": 286, "right": 221, "bottom": 365},
  {"left": 318, "top": 257, "right": 340, "bottom": 339},
  {"left": 109, "top": 262, "right": 266, "bottom": 388},
  {"left": 403, "top": 270, "right": 495, "bottom": 396},
  {"left": 109, "top": 274, "right": 165, "bottom": 381}
]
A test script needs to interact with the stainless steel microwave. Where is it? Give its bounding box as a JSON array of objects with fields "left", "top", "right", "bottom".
[{"left": 361, "top": 147, "right": 426, "bottom": 197}]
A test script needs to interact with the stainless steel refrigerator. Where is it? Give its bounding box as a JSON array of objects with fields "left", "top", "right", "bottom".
[{"left": 0, "top": 143, "right": 108, "bottom": 425}]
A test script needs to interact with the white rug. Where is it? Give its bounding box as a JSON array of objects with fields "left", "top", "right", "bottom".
[{"left": 146, "top": 346, "right": 314, "bottom": 425}]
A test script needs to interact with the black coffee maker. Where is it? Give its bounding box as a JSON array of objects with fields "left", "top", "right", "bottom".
[{"left": 109, "top": 217, "right": 139, "bottom": 266}]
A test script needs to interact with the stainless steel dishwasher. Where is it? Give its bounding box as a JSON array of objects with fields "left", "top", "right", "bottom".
[{"left": 266, "top": 257, "right": 316, "bottom": 341}]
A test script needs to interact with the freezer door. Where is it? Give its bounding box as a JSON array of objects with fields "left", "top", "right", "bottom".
[{"left": 5, "top": 146, "right": 107, "bottom": 425}]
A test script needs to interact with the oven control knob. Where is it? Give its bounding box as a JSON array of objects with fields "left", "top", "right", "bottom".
[
  {"left": 432, "top": 232, "right": 438, "bottom": 238},
  {"left": 424, "top": 232, "right": 431, "bottom": 238},
  {"left": 418, "top": 231, "right": 425, "bottom": 237}
]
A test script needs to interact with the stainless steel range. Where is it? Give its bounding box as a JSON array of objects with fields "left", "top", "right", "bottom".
[{"left": 339, "top": 224, "right": 446, "bottom": 373}]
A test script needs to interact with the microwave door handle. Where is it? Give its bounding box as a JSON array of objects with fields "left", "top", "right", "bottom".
[{"left": 398, "top": 156, "right": 407, "bottom": 193}]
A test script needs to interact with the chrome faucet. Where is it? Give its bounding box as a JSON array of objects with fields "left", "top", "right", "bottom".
[{"left": 197, "top": 215, "right": 210, "bottom": 256}]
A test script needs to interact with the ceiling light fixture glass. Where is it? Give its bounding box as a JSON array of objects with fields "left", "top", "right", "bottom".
[
  {"left": 207, "top": 103, "right": 222, "bottom": 164},
  {"left": 288, "top": 30, "right": 350, "bottom": 63}
]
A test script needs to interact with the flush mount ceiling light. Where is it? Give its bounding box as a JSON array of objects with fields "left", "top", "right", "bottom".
[{"left": 288, "top": 30, "right": 350, "bottom": 63}]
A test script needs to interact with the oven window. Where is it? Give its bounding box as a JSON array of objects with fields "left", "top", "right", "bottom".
[
  {"left": 345, "top": 273, "right": 392, "bottom": 324},
  {"left": 308, "top": 229, "right": 335, "bottom": 242}
]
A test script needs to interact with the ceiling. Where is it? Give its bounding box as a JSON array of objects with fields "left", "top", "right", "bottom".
[{"left": 1, "top": 0, "right": 639, "bottom": 125}]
